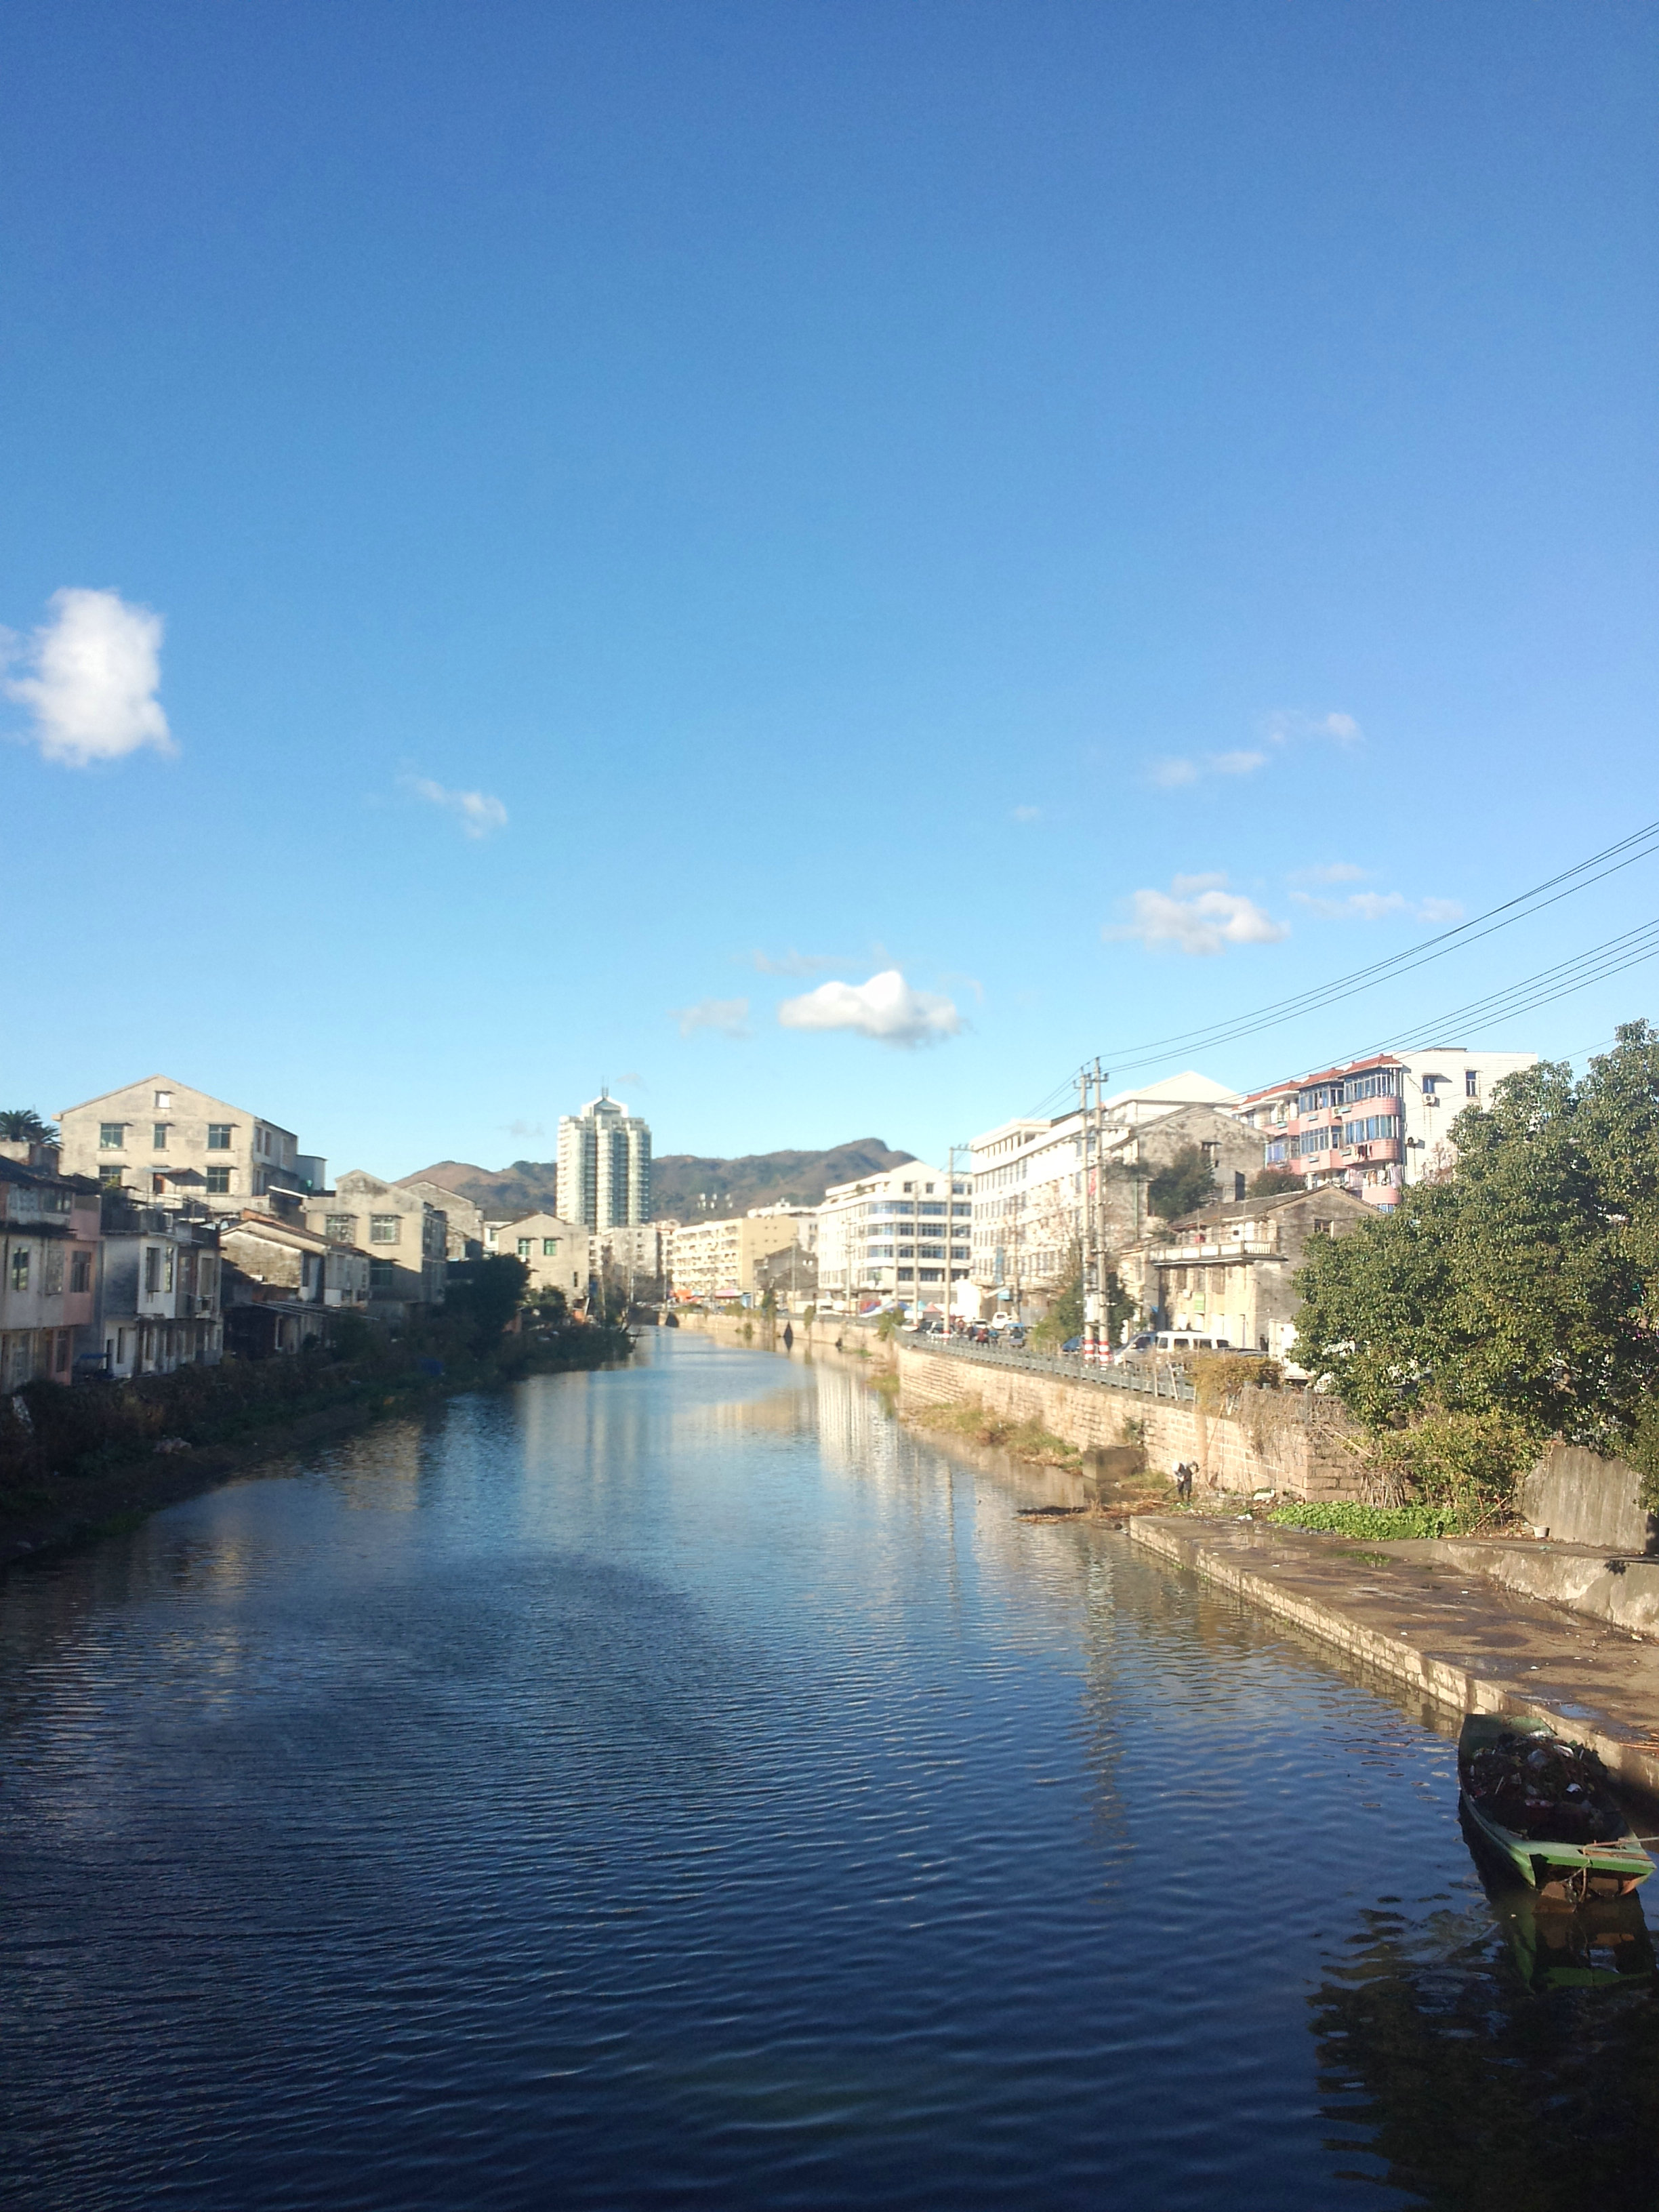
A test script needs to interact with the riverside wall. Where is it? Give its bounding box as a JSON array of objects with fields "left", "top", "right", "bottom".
[{"left": 893, "top": 1341, "right": 1371, "bottom": 1502}]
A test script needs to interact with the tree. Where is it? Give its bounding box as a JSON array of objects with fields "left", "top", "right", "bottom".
[
  {"left": 443, "top": 1255, "right": 530, "bottom": 1353},
  {"left": 0, "top": 1108, "right": 55, "bottom": 1142},
  {"left": 1248, "top": 1164, "right": 1304, "bottom": 1197},
  {"left": 1147, "top": 1144, "right": 1218, "bottom": 1221},
  {"left": 1293, "top": 1023, "right": 1659, "bottom": 1494}
]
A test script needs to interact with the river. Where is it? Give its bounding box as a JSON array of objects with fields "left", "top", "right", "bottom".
[{"left": 3, "top": 1333, "right": 1657, "bottom": 2209}]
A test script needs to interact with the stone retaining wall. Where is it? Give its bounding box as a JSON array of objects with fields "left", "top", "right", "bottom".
[{"left": 894, "top": 1341, "right": 1370, "bottom": 1501}]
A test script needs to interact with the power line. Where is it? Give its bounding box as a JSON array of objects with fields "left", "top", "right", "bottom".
[{"left": 1023, "top": 815, "right": 1659, "bottom": 1117}]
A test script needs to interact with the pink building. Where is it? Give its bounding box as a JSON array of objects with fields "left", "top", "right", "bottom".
[{"left": 0, "top": 1160, "right": 101, "bottom": 1389}]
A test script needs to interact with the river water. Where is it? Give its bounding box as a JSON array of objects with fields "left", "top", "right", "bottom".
[{"left": 3, "top": 1334, "right": 1658, "bottom": 2210}]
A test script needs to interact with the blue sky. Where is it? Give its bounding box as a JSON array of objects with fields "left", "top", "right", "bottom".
[{"left": 5, "top": 1, "right": 1656, "bottom": 1176}]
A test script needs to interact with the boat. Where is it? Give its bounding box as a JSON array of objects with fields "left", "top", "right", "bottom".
[{"left": 1458, "top": 1713, "right": 1654, "bottom": 1900}]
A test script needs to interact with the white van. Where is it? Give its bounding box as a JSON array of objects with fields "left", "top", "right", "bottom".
[{"left": 1152, "top": 1331, "right": 1232, "bottom": 1353}]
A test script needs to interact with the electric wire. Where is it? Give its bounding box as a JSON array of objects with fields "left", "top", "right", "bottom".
[{"left": 1022, "top": 815, "right": 1659, "bottom": 1118}]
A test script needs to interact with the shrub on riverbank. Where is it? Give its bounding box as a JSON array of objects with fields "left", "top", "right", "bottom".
[
  {"left": 1267, "top": 1500, "right": 1481, "bottom": 1541},
  {"left": 0, "top": 1317, "right": 630, "bottom": 1499}
]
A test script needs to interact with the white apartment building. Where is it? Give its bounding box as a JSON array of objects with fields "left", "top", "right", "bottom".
[
  {"left": 816, "top": 1163, "right": 972, "bottom": 1313},
  {"left": 968, "top": 1071, "right": 1259, "bottom": 1316},
  {"left": 668, "top": 1212, "right": 810, "bottom": 1303},
  {"left": 557, "top": 1092, "right": 651, "bottom": 1228},
  {"left": 58, "top": 1075, "right": 325, "bottom": 1214}
]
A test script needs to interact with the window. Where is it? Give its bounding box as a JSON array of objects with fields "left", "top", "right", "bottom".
[
  {"left": 369, "top": 1258, "right": 396, "bottom": 1290},
  {"left": 207, "top": 1124, "right": 232, "bottom": 1149},
  {"left": 152, "top": 1123, "right": 169, "bottom": 1150},
  {"left": 144, "top": 1247, "right": 161, "bottom": 1293},
  {"left": 1466, "top": 1069, "right": 1479, "bottom": 1097},
  {"left": 1233, "top": 1172, "right": 1247, "bottom": 1202},
  {"left": 918, "top": 1202, "right": 947, "bottom": 1216},
  {"left": 153, "top": 1090, "right": 172, "bottom": 1111},
  {"left": 99, "top": 1168, "right": 123, "bottom": 1191},
  {"left": 516, "top": 1237, "right": 533, "bottom": 1258},
  {"left": 1265, "top": 1141, "right": 1287, "bottom": 1164},
  {"left": 370, "top": 1216, "right": 401, "bottom": 1245},
  {"left": 542, "top": 1238, "right": 558, "bottom": 1256},
  {"left": 325, "top": 1214, "right": 356, "bottom": 1244},
  {"left": 205, "top": 1167, "right": 231, "bottom": 1194},
  {"left": 901, "top": 1182, "right": 914, "bottom": 1193},
  {"left": 43, "top": 1246, "right": 64, "bottom": 1296},
  {"left": 10, "top": 1247, "right": 29, "bottom": 1292},
  {"left": 70, "top": 1250, "right": 91, "bottom": 1293},
  {"left": 99, "top": 1122, "right": 125, "bottom": 1150},
  {"left": 897, "top": 1267, "right": 915, "bottom": 1280},
  {"left": 918, "top": 1268, "right": 943, "bottom": 1282}
]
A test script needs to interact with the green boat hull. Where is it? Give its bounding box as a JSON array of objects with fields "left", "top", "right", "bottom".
[{"left": 1458, "top": 1713, "right": 1653, "bottom": 1893}]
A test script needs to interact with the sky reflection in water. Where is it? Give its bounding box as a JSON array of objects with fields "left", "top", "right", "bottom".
[{"left": 2, "top": 1334, "right": 1656, "bottom": 2210}]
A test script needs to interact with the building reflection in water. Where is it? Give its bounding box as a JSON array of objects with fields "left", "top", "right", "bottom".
[{"left": 1311, "top": 1820, "right": 1659, "bottom": 2208}]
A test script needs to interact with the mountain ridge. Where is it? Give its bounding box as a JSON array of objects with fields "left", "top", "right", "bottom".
[{"left": 397, "top": 1138, "right": 917, "bottom": 1222}]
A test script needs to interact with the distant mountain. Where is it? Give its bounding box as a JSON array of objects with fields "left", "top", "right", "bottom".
[
  {"left": 651, "top": 1139, "right": 916, "bottom": 1218},
  {"left": 396, "top": 1158, "right": 559, "bottom": 1218},
  {"left": 398, "top": 1138, "right": 915, "bottom": 1225}
]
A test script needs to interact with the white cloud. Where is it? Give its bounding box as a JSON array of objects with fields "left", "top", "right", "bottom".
[
  {"left": 5, "top": 587, "right": 173, "bottom": 767},
  {"left": 406, "top": 776, "right": 508, "bottom": 839},
  {"left": 750, "top": 948, "right": 842, "bottom": 977},
  {"left": 503, "top": 1118, "right": 546, "bottom": 1139},
  {"left": 777, "top": 968, "right": 964, "bottom": 1048},
  {"left": 1264, "top": 708, "right": 1364, "bottom": 747},
  {"left": 1012, "top": 804, "right": 1042, "bottom": 821},
  {"left": 673, "top": 996, "right": 751, "bottom": 1038},
  {"left": 1291, "top": 888, "right": 1465, "bottom": 924},
  {"left": 1108, "top": 877, "right": 1290, "bottom": 956},
  {"left": 1149, "top": 749, "right": 1267, "bottom": 789},
  {"left": 1291, "top": 861, "right": 1368, "bottom": 884}
]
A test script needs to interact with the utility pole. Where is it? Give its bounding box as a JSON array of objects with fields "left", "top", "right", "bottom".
[{"left": 1079, "top": 1058, "right": 1109, "bottom": 1364}]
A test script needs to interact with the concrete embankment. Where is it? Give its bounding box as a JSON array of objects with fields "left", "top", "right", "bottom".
[
  {"left": 893, "top": 1339, "right": 1369, "bottom": 1501},
  {"left": 1128, "top": 1513, "right": 1659, "bottom": 1799}
]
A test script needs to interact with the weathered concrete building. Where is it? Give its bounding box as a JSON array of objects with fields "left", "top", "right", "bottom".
[
  {"left": 0, "top": 1160, "right": 100, "bottom": 1390},
  {"left": 500, "top": 1214, "right": 589, "bottom": 1304},
  {"left": 1125, "top": 1185, "right": 1374, "bottom": 1357},
  {"left": 94, "top": 1200, "right": 224, "bottom": 1378},
  {"left": 969, "top": 1073, "right": 1265, "bottom": 1317},
  {"left": 306, "top": 1173, "right": 446, "bottom": 1321},
  {"left": 395, "top": 1179, "right": 485, "bottom": 1261},
  {"left": 58, "top": 1076, "right": 325, "bottom": 1214},
  {"left": 672, "top": 1210, "right": 821, "bottom": 1305}
]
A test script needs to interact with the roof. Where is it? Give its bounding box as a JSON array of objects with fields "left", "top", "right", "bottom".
[
  {"left": 1162, "top": 1187, "right": 1372, "bottom": 1231},
  {"left": 0, "top": 1155, "right": 75, "bottom": 1191},
  {"left": 1103, "top": 1069, "right": 1241, "bottom": 1111},
  {"left": 56, "top": 1074, "right": 298, "bottom": 1136}
]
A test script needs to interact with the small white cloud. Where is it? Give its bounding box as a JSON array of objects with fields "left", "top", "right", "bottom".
[
  {"left": 750, "top": 948, "right": 842, "bottom": 977},
  {"left": 1012, "top": 804, "right": 1042, "bottom": 821},
  {"left": 1291, "top": 888, "right": 1465, "bottom": 924},
  {"left": 406, "top": 776, "right": 508, "bottom": 839},
  {"left": 1149, "top": 748, "right": 1269, "bottom": 790},
  {"left": 1170, "top": 871, "right": 1227, "bottom": 895},
  {"left": 674, "top": 996, "right": 750, "bottom": 1038},
  {"left": 503, "top": 1118, "right": 546, "bottom": 1139},
  {"left": 5, "top": 587, "right": 173, "bottom": 767},
  {"left": 778, "top": 968, "right": 963, "bottom": 1048},
  {"left": 1291, "top": 861, "right": 1369, "bottom": 885},
  {"left": 1108, "top": 878, "right": 1290, "bottom": 957},
  {"left": 1265, "top": 708, "right": 1364, "bottom": 747}
]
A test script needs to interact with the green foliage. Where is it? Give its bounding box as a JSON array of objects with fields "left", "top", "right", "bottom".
[
  {"left": 760, "top": 1286, "right": 778, "bottom": 1320},
  {"left": 1292, "top": 1023, "right": 1659, "bottom": 1486},
  {"left": 1031, "top": 1248, "right": 1135, "bottom": 1349},
  {"left": 1374, "top": 1405, "right": 1536, "bottom": 1511},
  {"left": 0, "top": 1107, "right": 56, "bottom": 1141},
  {"left": 443, "top": 1255, "right": 530, "bottom": 1353},
  {"left": 1267, "top": 1500, "right": 1483, "bottom": 1540},
  {"left": 876, "top": 1309, "right": 901, "bottom": 1342},
  {"left": 1249, "top": 1165, "right": 1305, "bottom": 1197},
  {"left": 1147, "top": 1144, "right": 1218, "bottom": 1221},
  {"left": 526, "top": 1284, "right": 569, "bottom": 1325},
  {"left": 802, "top": 1305, "right": 817, "bottom": 1331}
]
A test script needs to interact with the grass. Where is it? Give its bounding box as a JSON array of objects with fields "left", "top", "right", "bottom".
[
  {"left": 907, "top": 1397, "right": 1082, "bottom": 1468},
  {"left": 1266, "top": 1500, "right": 1486, "bottom": 1541}
]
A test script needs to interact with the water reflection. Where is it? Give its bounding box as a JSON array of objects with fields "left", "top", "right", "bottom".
[{"left": 1312, "top": 1837, "right": 1659, "bottom": 2207}]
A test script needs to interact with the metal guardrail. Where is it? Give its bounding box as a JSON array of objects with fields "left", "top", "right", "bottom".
[{"left": 905, "top": 1332, "right": 1198, "bottom": 1404}]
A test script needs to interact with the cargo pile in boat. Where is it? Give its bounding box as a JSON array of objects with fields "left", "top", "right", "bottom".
[{"left": 1465, "top": 1730, "right": 1626, "bottom": 1845}]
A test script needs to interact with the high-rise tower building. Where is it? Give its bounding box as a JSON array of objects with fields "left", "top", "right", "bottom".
[{"left": 556, "top": 1092, "right": 651, "bottom": 1228}]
